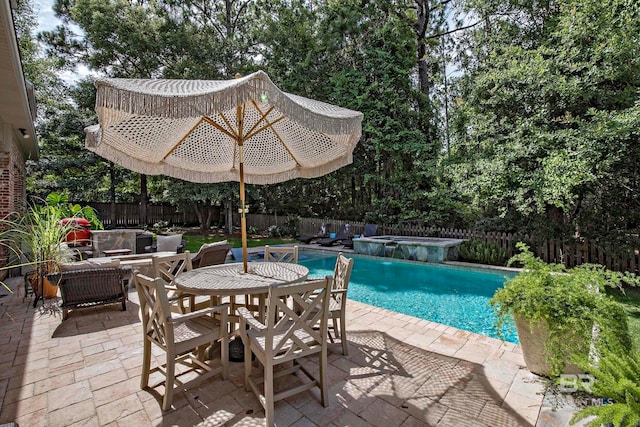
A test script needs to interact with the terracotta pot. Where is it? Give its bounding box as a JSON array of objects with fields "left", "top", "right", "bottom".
[
  {"left": 29, "top": 274, "right": 59, "bottom": 299},
  {"left": 43, "top": 276, "right": 59, "bottom": 298},
  {"left": 514, "top": 315, "right": 586, "bottom": 377}
]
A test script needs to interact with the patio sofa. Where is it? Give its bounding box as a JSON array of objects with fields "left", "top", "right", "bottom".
[{"left": 52, "top": 259, "right": 131, "bottom": 320}]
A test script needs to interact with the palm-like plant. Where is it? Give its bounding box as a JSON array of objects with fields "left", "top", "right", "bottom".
[{"left": 1, "top": 203, "right": 77, "bottom": 300}]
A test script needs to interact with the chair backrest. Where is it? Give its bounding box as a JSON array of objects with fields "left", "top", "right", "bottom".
[
  {"left": 152, "top": 251, "right": 192, "bottom": 285},
  {"left": 264, "top": 245, "right": 298, "bottom": 264},
  {"left": 134, "top": 273, "right": 174, "bottom": 348},
  {"left": 156, "top": 234, "right": 184, "bottom": 252},
  {"left": 363, "top": 224, "right": 378, "bottom": 237},
  {"left": 264, "top": 277, "right": 332, "bottom": 361},
  {"left": 193, "top": 244, "right": 231, "bottom": 268},
  {"left": 318, "top": 223, "right": 331, "bottom": 236},
  {"left": 332, "top": 253, "right": 354, "bottom": 308},
  {"left": 336, "top": 224, "right": 351, "bottom": 238}
]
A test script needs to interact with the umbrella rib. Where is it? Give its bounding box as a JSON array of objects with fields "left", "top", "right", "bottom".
[
  {"left": 162, "top": 117, "right": 205, "bottom": 160},
  {"left": 244, "top": 115, "right": 286, "bottom": 141},
  {"left": 248, "top": 101, "right": 301, "bottom": 166},
  {"left": 203, "top": 115, "right": 238, "bottom": 140},
  {"left": 244, "top": 105, "right": 276, "bottom": 138}
]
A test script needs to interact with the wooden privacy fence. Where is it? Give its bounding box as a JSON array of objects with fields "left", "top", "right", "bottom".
[
  {"left": 72, "top": 205, "right": 640, "bottom": 274},
  {"left": 84, "top": 202, "right": 199, "bottom": 228}
]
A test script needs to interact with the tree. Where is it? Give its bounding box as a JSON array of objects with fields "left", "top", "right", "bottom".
[{"left": 447, "top": 0, "right": 640, "bottom": 245}]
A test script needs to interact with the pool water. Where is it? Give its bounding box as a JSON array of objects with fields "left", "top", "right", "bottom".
[{"left": 300, "top": 253, "right": 519, "bottom": 344}]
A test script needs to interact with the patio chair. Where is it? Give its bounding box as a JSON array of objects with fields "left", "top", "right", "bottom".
[
  {"left": 134, "top": 273, "right": 229, "bottom": 411},
  {"left": 144, "top": 234, "right": 186, "bottom": 253},
  {"left": 317, "top": 223, "right": 352, "bottom": 247},
  {"left": 264, "top": 245, "right": 298, "bottom": 263},
  {"left": 328, "top": 253, "right": 355, "bottom": 355},
  {"left": 342, "top": 223, "right": 378, "bottom": 249},
  {"left": 235, "top": 245, "right": 300, "bottom": 323},
  {"left": 238, "top": 276, "right": 332, "bottom": 426},
  {"left": 298, "top": 223, "right": 332, "bottom": 244},
  {"left": 191, "top": 242, "right": 232, "bottom": 268},
  {"left": 152, "top": 251, "right": 194, "bottom": 313}
]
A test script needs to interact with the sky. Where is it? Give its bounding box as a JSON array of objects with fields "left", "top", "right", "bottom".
[{"left": 33, "top": 0, "right": 92, "bottom": 84}]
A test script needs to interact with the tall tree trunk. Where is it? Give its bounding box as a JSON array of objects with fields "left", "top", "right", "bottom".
[
  {"left": 140, "top": 174, "right": 148, "bottom": 227},
  {"left": 415, "top": 0, "right": 431, "bottom": 96}
]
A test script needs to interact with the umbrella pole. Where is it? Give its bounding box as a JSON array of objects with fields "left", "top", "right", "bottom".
[
  {"left": 237, "top": 103, "right": 249, "bottom": 273},
  {"left": 240, "top": 151, "right": 248, "bottom": 273}
]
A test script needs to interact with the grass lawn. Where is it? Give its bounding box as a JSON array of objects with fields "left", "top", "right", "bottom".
[
  {"left": 607, "top": 286, "right": 640, "bottom": 351},
  {"left": 183, "top": 235, "right": 297, "bottom": 253}
]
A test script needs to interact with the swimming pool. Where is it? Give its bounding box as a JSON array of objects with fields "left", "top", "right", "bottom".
[{"left": 300, "top": 252, "right": 519, "bottom": 343}]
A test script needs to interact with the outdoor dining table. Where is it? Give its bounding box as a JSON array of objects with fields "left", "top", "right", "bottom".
[
  {"left": 173, "top": 262, "right": 309, "bottom": 315},
  {"left": 174, "top": 262, "right": 310, "bottom": 361}
]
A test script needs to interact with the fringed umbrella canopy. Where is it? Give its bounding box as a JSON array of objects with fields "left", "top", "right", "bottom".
[{"left": 85, "top": 70, "right": 363, "bottom": 271}]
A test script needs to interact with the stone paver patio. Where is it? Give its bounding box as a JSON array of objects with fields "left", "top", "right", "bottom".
[{"left": 0, "top": 274, "right": 558, "bottom": 426}]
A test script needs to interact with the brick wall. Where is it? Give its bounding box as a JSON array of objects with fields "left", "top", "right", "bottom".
[{"left": 0, "top": 139, "right": 27, "bottom": 275}]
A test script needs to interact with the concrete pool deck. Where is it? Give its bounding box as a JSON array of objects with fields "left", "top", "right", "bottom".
[{"left": 0, "top": 271, "right": 581, "bottom": 426}]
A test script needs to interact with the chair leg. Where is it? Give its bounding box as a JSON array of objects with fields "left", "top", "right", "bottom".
[
  {"left": 221, "top": 334, "right": 229, "bottom": 380},
  {"left": 141, "top": 338, "right": 151, "bottom": 389},
  {"left": 319, "top": 347, "right": 329, "bottom": 407},
  {"left": 163, "top": 352, "right": 176, "bottom": 411},
  {"left": 340, "top": 313, "right": 349, "bottom": 356},
  {"left": 264, "top": 363, "right": 275, "bottom": 426},
  {"left": 243, "top": 339, "right": 251, "bottom": 392}
]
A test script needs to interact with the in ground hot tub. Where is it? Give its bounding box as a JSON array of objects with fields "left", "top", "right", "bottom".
[{"left": 353, "top": 235, "right": 465, "bottom": 263}]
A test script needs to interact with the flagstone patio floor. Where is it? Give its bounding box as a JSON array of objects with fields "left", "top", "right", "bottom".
[{"left": 0, "top": 275, "right": 577, "bottom": 426}]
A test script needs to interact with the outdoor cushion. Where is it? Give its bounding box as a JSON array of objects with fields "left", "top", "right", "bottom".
[
  {"left": 199, "top": 240, "right": 228, "bottom": 252},
  {"left": 156, "top": 234, "right": 183, "bottom": 252},
  {"left": 59, "top": 259, "right": 121, "bottom": 271}
]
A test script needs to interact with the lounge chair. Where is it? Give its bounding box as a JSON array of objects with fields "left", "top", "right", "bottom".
[
  {"left": 342, "top": 223, "right": 378, "bottom": 249},
  {"left": 191, "top": 242, "right": 232, "bottom": 268},
  {"left": 298, "top": 223, "right": 332, "bottom": 244},
  {"left": 317, "top": 224, "right": 351, "bottom": 247}
]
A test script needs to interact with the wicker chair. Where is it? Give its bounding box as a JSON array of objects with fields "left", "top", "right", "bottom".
[
  {"left": 53, "top": 267, "right": 129, "bottom": 320},
  {"left": 134, "top": 273, "right": 229, "bottom": 411},
  {"left": 239, "top": 277, "right": 332, "bottom": 426},
  {"left": 191, "top": 243, "right": 231, "bottom": 269}
]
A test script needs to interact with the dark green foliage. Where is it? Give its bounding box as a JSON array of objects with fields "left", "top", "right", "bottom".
[
  {"left": 571, "top": 350, "right": 640, "bottom": 427},
  {"left": 458, "top": 239, "right": 508, "bottom": 265}
]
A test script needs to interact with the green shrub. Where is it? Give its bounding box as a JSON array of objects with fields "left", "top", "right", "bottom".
[
  {"left": 491, "top": 243, "right": 638, "bottom": 376},
  {"left": 459, "top": 239, "right": 508, "bottom": 265}
]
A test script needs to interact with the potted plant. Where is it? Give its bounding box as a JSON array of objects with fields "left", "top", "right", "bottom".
[
  {"left": 45, "top": 192, "right": 103, "bottom": 245},
  {"left": 490, "top": 242, "right": 637, "bottom": 377},
  {"left": 1, "top": 203, "right": 77, "bottom": 301}
]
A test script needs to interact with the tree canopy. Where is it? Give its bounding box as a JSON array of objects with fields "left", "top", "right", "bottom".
[{"left": 16, "top": 0, "right": 640, "bottom": 246}]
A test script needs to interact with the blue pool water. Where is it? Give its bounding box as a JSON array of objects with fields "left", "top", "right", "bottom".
[{"left": 300, "top": 252, "right": 519, "bottom": 343}]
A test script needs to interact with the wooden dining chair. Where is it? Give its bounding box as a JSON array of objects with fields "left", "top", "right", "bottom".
[
  {"left": 264, "top": 245, "right": 298, "bottom": 263},
  {"left": 152, "top": 251, "right": 196, "bottom": 313},
  {"left": 134, "top": 273, "right": 229, "bottom": 411},
  {"left": 329, "top": 253, "right": 355, "bottom": 355},
  {"left": 238, "top": 276, "right": 332, "bottom": 426},
  {"left": 234, "top": 246, "right": 299, "bottom": 322}
]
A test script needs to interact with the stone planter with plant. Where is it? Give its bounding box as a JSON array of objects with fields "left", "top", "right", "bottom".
[{"left": 490, "top": 242, "right": 637, "bottom": 377}]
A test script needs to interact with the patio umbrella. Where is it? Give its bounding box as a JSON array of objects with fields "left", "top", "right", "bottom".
[{"left": 85, "top": 71, "right": 363, "bottom": 272}]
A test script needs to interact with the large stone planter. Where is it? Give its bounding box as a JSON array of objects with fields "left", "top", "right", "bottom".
[{"left": 515, "top": 315, "right": 587, "bottom": 377}]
